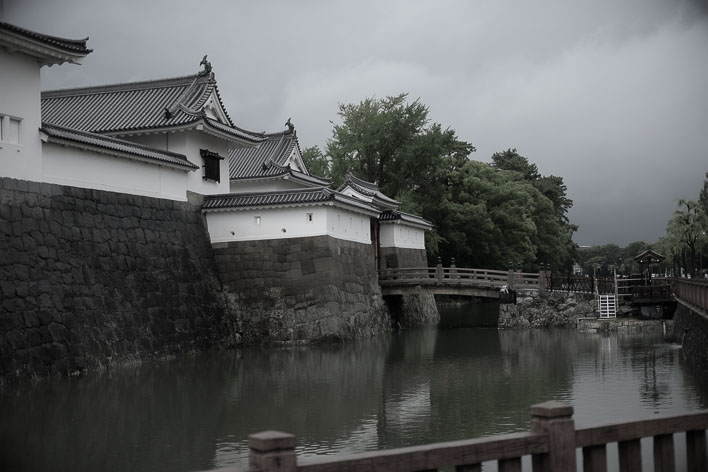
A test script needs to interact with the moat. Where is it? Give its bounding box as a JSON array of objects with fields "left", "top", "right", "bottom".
[{"left": 1, "top": 327, "right": 707, "bottom": 472}]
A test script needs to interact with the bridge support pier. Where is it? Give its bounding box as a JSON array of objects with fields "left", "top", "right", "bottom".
[{"left": 383, "top": 288, "right": 439, "bottom": 329}]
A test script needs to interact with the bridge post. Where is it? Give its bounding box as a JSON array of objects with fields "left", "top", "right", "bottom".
[
  {"left": 249, "top": 431, "right": 297, "bottom": 472},
  {"left": 538, "top": 269, "right": 549, "bottom": 293},
  {"left": 436, "top": 257, "right": 443, "bottom": 281},
  {"left": 530, "top": 401, "right": 576, "bottom": 472},
  {"left": 507, "top": 269, "right": 516, "bottom": 290},
  {"left": 450, "top": 257, "right": 458, "bottom": 279}
]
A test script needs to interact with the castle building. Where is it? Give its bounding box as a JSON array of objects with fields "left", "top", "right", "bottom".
[
  {"left": 0, "top": 20, "right": 435, "bottom": 359},
  {"left": 0, "top": 20, "right": 431, "bottom": 265}
]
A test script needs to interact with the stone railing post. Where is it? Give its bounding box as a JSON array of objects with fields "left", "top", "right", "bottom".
[
  {"left": 507, "top": 269, "right": 516, "bottom": 290},
  {"left": 530, "top": 401, "right": 576, "bottom": 472},
  {"left": 450, "top": 257, "right": 458, "bottom": 279},
  {"left": 436, "top": 256, "right": 443, "bottom": 281},
  {"left": 538, "top": 270, "right": 548, "bottom": 293},
  {"left": 249, "top": 431, "right": 296, "bottom": 472}
]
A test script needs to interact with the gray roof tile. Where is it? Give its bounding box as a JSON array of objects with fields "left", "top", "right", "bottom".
[
  {"left": 41, "top": 72, "right": 264, "bottom": 142},
  {"left": 340, "top": 173, "right": 400, "bottom": 208},
  {"left": 41, "top": 123, "right": 198, "bottom": 170},
  {"left": 228, "top": 131, "right": 299, "bottom": 179},
  {"left": 203, "top": 187, "right": 379, "bottom": 215},
  {"left": 379, "top": 209, "right": 433, "bottom": 229}
]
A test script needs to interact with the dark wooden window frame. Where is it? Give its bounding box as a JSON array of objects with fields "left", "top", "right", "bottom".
[{"left": 200, "top": 149, "right": 224, "bottom": 183}]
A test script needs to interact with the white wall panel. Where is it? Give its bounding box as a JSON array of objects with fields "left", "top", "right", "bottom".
[{"left": 41, "top": 143, "right": 188, "bottom": 201}]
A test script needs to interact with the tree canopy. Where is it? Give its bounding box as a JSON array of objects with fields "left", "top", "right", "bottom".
[{"left": 304, "top": 94, "right": 577, "bottom": 271}]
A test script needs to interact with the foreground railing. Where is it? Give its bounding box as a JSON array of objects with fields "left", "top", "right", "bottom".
[
  {"left": 673, "top": 277, "right": 708, "bottom": 312},
  {"left": 243, "top": 401, "right": 708, "bottom": 472}
]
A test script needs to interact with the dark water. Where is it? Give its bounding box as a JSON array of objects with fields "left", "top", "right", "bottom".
[{"left": 1, "top": 328, "right": 707, "bottom": 472}]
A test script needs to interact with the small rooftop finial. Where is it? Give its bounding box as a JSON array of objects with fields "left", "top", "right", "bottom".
[
  {"left": 199, "top": 54, "right": 212, "bottom": 76},
  {"left": 285, "top": 117, "right": 294, "bottom": 133}
]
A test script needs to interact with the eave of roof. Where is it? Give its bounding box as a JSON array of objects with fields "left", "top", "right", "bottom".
[
  {"left": 230, "top": 165, "right": 330, "bottom": 187},
  {"left": 380, "top": 210, "right": 433, "bottom": 230},
  {"left": 339, "top": 173, "right": 400, "bottom": 208},
  {"left": 203, "top": 187, "right": 379, "bottom": 216},
  {"left": 40, "top": 122, "right": 198, "bottom": 171},
  {"left": 0, "top": 22, "right": 91, "bottom": 65},
  {"left": 633, "top": 249, "right": 665, "bottom": 262}
]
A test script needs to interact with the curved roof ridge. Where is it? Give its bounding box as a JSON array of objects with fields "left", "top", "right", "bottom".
[
  {"left": 345, "top": 172, "right": 380, "bottom": 190},
  {"left": 207, "top": 186, "right": 331, "bottom": 199},
  {"left": 42, "top": 73, "right": 207, "bottom": 98}
]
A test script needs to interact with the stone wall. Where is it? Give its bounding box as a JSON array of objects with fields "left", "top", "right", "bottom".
[
  {"left": 499, "top": 292, "right": 596, "bottom": 328},
  {"left": 670, "top": 301, "right": 708, "bottom": 370},
  {"left": 380, "top": 247, "right": 427, "bottom": 269},
  {"left": 0, "top": 178, "right": 233, "bottom": 384},
  {"left": 379, "top": 246, "right": 439, "bottom": 327},
  {"left": 212, "top": 236, "right": 390, "bottom": 342}
]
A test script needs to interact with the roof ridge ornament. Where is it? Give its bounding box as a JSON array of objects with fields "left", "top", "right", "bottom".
[
  {"left": 285, "top": 117, "right": 295, "bottom": 134},
  {"left": 199, "top": 54, "right": 212, "bottom": 76}
]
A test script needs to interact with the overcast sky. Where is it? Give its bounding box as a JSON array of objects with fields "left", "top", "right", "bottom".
[{"left": 4, "top": 0, "right": 707, "bottom": 246}]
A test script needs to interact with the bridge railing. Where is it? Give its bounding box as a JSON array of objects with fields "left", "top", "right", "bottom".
[
  {"left": 673, "top": 277, "right": 708, "bottom": 312},
  {"left": 244, "top": 401, "right": 708, "bottom": 472},
  {"left": 378, "top": 266, "right": 540, "bottom": 289}
]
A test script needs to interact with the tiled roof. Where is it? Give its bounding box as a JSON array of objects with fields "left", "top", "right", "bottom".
[
  {"left": 41, "top": 72, "right": 264, "bottom": 142},
  {"left": 204, "top": 188, "right": 333, "bottom": 210},
  {"left": 0, "top": 21, "right": 91, "bottom": 55},
  {"left": 203, "top": 187, "right": 378, "bottom": 215},
  {"left": 228, "top": 131, "right": 300, "bottom": 179},
  {"left": 340, "top": 173, "right": 400, "bottom": 208},
  {"left": 40, "top": 123, "right": 198, "bottom": 170},
  {"left": 379, "top": 210, "right": 433, "bottom": 229}
]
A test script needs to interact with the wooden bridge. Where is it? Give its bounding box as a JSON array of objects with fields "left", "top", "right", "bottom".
[
  {"left": 378, "top": 265, "right": 541, "bottom": 300},
  {"left": 241, "top": 401, "right": 708, "bottom": 472}
]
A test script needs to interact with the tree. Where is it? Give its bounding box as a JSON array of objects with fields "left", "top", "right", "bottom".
[
  {"left": 301, "top": 145, "right": 331, "bottom": 179},
  {"left": 325, "top": 94, "right": 474, "bottom": 196},
  {"left": 320, "top": 93, "right": 577, "bottom": 270},
  {"left": 666, "top": 199, "right": 707, "bottom": 276}
]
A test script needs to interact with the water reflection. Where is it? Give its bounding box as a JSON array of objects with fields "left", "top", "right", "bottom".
[{"left": 1, "top": 329, "right": 708, "bottom": 472}]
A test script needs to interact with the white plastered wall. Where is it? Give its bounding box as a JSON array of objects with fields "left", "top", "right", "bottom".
[
  {"left": 130, "top": 130, "right": 232, "bottom": 195},
  {"left": 0, "top": 50, "right": 43, "bottom": 181},
  {"left": 205, "top": 205, "right": 372, "bottom": 244},
  {"left": 380, "top": 223, "right": 426, "bottom": 250},
  {"left": 41, "top": 142, "right": 189, "bottom": 201}
]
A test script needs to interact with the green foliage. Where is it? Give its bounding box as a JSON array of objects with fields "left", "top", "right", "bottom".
[
  {"left": 316, "top": 93, "right": 577, "bottom": 270},
  {"left": 301, "top": 145, "right": 331, "bottom": 179},
  {"left": 665, "top": 199, "right": 707, "bottom": 276},
  {"left": 576, "top": 241, "right": 650, "bottom": 275}
]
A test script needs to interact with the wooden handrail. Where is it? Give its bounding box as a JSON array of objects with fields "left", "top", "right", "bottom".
[
  {"left": 245, "top": 403, "right": 708, "bottom": 472},
  {"left": 673, "top": 277, "right": 708, "bottom": 312},
  {"left": 575, "top": 412, "right": 708, "bottom": 447},
  {"left": 296, "top": 431, "right": 547, "bottom": 472}
]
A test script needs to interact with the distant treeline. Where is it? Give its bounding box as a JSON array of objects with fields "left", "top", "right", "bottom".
[
  {"left": 576, "top": 175, "right": 708, "bottom": 277},
  {"left": 303, "top": 94, "right": 576, "bottom": 272}
]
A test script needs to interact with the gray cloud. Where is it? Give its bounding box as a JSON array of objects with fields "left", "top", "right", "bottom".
[{"left": 4, "top": 0, "right": 707, "bottom": 246}]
